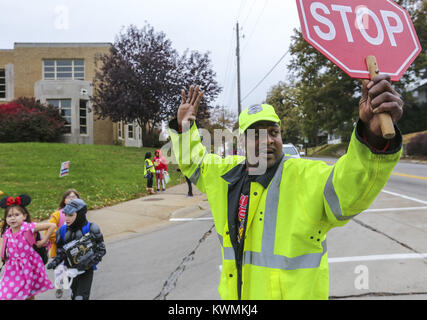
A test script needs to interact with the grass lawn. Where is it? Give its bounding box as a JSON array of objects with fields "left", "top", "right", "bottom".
[{"left": 0, "top": 142, "right": 183, "bottom": 221}]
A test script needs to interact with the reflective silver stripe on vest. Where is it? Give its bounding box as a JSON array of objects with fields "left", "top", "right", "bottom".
[
  {"left": 324, "top": 168, "right": 359, "bottom": 221},
  {"left": 218, "top": 233, "right": 236, "bottom": 260},
  {"left": 189, "top": 152, "right": 206, "bottom": 185},
  {"left": 221, "top": 157, "right": 327, "bottom": 270},
  {"left": 244, "top": 240, "right": 327, "bottom": 270},
  {"left": 243, "top": 156, "right": 327, "bottom": 270}
]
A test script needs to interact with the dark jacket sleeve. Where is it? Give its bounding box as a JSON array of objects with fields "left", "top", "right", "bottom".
[{"left": 90, "top": 223, "right": 106, "bottom": 264}]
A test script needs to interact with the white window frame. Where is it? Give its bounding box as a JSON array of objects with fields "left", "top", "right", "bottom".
[
  {"left": 118, "top": 121, "right": 123, "bottom": 140},
  {"left": 0, "top": 69, "right": 5, "bottom": 100},
  {"left": 79, "top": 100, "right": 88, "bottom": 136},
  {"left": 127, "top": 123, "right": 134, "bottom": 139},
  {"left": 47, "top": 99, "right": 72, "bottom": 135},
  {"left": 43, "top": 59, "right": 85, "bottom": 80}
]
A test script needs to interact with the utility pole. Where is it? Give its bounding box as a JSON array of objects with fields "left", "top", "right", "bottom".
[{"left": 236, "top": 22, "right": 242, "bottom": 115}]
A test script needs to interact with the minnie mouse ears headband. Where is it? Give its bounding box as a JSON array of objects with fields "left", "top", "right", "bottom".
[{"left": 0, "top": 194, "right": 31, "bottom": 209}]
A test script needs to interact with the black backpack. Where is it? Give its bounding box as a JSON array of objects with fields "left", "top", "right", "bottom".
[{"left": 34, "top": 232, "right": 49, "bottom": 265}]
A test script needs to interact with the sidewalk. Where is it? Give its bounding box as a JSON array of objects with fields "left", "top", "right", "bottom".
[{"left": 86, "top": 183, "right": 209, "bottom": 242}]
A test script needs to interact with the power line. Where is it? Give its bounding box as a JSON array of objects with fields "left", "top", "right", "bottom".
[
  {"left": 241, "top": 49, "right": 289, "bottom": 103},
  {"left": 220, "top": 27, "right": 236, "bottom": 106},
  {"left": 236, "top": 0, "right": 246, "bottom": 22},
  {"left": 240, "top": 0, "right": 257, "bottom": 28},
  {"left": 241, "top": 0, "right": 269, "bottom": 53}
]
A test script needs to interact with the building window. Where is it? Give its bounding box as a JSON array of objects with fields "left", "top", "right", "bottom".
[
  {"left": 43, "top": 59, "right": 84, "bottom": 80},
  {"left": 47, "top": 99, "right": 72, "bottom": 134},
  {"left": 79, "top": 100, "right": 87, "bottom": 135},
  {"left": 0, "top": 69, "right": 5, "bottom": 99},
  {"left": 128, "top": 123, "right": 134, "bottom": 139},
  {"left": 118, "top": 122, "right": 123, "bottom": 139}
]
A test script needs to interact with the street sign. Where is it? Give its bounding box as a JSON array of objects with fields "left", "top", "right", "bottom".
[{"left": 296, "top": 0, "right": 422, "bottom": 81}]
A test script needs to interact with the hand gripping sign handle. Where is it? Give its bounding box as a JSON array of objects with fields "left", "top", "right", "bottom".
[{"left": 365, "top": 56, "right": 396, "bottom": 140}]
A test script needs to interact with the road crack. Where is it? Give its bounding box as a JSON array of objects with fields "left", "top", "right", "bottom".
[
  {"left": 153, "top": 224, "right": 215, "bottom": 300},
  {"left": 330, "top": 291, "right": 427, "bottom": 299},
  {"left": 352, "top": 218, "right": 426, "bottom": 259}
]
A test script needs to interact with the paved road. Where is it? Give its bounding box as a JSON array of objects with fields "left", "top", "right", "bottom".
[
  {"left": 38, "top": 158, "right": 427, "bottom": 300},
  {"left": 39, "top": 213, "right": 219, "bottom": 300}
]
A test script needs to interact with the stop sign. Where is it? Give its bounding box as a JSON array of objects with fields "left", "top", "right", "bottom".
[{"left": 296, "top": 0, "right": 421, "bottom": 81}]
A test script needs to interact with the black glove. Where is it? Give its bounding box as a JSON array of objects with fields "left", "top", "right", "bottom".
[{"left": 76, "top": 254, "right": 97, "bottom": 271}]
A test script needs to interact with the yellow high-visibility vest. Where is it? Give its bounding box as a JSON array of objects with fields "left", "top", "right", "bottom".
[
  {"left": 169, "top": 121, "right": 401, "bottom": 299},
  {"left": 144, "top": 159, "right": 155, "bottom": 177}
]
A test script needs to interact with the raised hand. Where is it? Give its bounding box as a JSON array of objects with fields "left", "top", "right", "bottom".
[
  {"left": 177, "top": 85, "right": 204, "bottom": 129},
  {"left": 359, "top": 74, "right": 403, "bottom": 147}
]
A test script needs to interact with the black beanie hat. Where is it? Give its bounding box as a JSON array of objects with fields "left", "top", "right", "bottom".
[{"left": 69, "top": 205, "right": 88, "bottom": 232}]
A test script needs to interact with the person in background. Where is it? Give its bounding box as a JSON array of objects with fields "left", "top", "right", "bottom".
[
  {"left": 177, "top": 168, "right": 193, "bottom": 197},
  {"left": 144, "top": 152, "right": 156, "bottom": 195},
  {"left": 47, "top": 199, "right": 106, "bottom": 300},
  {"left": 46, "top": 189, "right": 81, "bottom": 258},
  {"left": 153, "top": 149, "right": 168, "bottom": 192}
]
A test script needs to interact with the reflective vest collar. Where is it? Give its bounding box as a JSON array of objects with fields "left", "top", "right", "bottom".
[{"left": 221, "top": 159, "right": 246, "bottom": 185}]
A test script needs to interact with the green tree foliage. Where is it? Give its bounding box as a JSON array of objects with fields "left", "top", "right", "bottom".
[
  {"left": 395, "top": 0, "right": 427, "bottom": 134},
  {"left": 396, "top": 0, "right": 427, "bottom": 83},
  {"left": 266, "top": 82, "right": 303, "bottom": 145},
  {"left": 267, "top": 0, "right": 426, "bottom": 145},
  {"left": 285, "top": 29, "right": 359, "bottom": 143}
]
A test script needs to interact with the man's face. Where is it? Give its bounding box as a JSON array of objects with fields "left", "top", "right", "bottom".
[{"left": 245, "top": 121, "right": 283, "bottom": 169}]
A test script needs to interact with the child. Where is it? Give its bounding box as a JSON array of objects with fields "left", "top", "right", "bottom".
[
  {"left": 46, "top": 189, "right": 81, "bottom": 258},
  {"left": 153, "top": 149, "right": 168, "bottom": 192},
  {"left": 0, "top": 194, "right": 56, "bottom": 300},
  {"left": 47, "top": 198, "right": 106, "bottom": 300},
  {"left": 144, "top": 152, "right": 156, "bottom": 195},
  {"left": 46, "top": 189, "right": 81, "bottom": 298}
]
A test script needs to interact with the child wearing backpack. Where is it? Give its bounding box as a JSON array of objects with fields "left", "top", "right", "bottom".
[
  {"left": 46, "top": 189, "right": 81, "bottom": 258},
  {"left": 144, "top": 152, "right": 156, "bottom": 195},
  {"left": 0, "top": 194, "right": 56, "bottom": 300},
  {"left": 47, "top": 198, "right": 106, "bottom": 300}
]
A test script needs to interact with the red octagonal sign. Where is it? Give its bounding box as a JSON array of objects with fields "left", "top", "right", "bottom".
[{"left": 296, "top": 0, "right": 422, "bottom": 81}]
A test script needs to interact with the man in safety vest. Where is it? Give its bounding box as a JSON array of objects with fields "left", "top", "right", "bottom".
[{"left": 168, "top": 74, "right": 403, "bottom": 300}]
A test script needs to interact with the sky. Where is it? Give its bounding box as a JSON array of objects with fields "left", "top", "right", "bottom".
[{"left": 0, "top": 0, "right": 302, "bottom": 117}]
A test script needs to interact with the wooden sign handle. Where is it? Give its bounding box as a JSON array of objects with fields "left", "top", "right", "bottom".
[{"left": 365, "top": 56, "right": 395, "bottom": 140}]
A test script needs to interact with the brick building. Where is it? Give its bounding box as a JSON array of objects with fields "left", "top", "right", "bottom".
[{"left": 0, "top": 42, "right": 144, "bottom": 146}]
